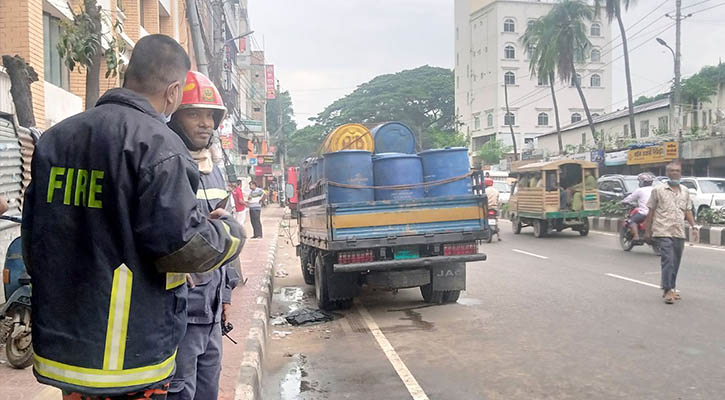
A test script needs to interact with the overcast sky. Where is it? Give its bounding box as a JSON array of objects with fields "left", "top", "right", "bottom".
[{"left": 249, "top": 0, "right": 725, "bottom": 127}]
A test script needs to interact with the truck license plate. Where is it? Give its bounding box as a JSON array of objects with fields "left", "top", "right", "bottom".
[
  {"left": 394, "top": 246, "right": 419, "bottom": 260},
  {"left": 488, "top": 218, "right": 497, "bottom": 226}
]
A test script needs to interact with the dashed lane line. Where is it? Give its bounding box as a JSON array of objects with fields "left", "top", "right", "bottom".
[
  {"left": 512, "top": 249, "right": 549, "bottom": 259},
  {"left": 605, "top": 273, "right": 660, "bottom": 289},
  {"left": 355, "top": 300, "right": 430, "bottom": 400}
]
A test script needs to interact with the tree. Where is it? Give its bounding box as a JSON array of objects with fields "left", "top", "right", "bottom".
[
  {"left": 1, "top": 55, "right": 38, "bottom": 127},
  {"left": 266, "top": 89, "right": 298, "bottom": 164},
  {"left": 57, "top": 0, "right": 125, "bottom": 109},
  {"left": 595, "top": 0, "right": 637, "bottom": 138},
  {"left": 547, "top": 0, "right": 598, "bottom": 147},
  {"left": 285, "top": 125, "right": 327, "bottom": 167},
  {"left": 522, "top": 17, "right": 563, "bottom": 154},
  {"left": 310, "top": 66, "right": 455, "bottom": 151},
  {"left": 476, "top": 139, "right": 510, "bottom": 165},
  {"left": 427, "top": 128, "right": 467, "bottom": 148}
]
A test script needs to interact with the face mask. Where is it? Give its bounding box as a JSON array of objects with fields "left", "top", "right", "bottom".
[{"left": 668, "top": 179, "right": 680, "bottom": 186}]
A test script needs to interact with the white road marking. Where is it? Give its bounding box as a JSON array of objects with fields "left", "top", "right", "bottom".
[
  {"left": 591, "top": 231, "right": 617, "bottom": 237},
  {"left": 512, "top": 249, "right": 549, "bottom": 259},
  {"left": 355, "top": 301, "right": 430, "bottom": 400},
  {"left": 605, "top": 273, "right": 660, "bottom": 289},
  {"left": 592, "top": 231, "right": 725, "bottom": 252}
]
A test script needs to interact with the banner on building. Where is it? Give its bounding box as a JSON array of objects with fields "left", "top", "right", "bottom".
[
  {"left": 217, "top": 118, "right": 234, "bottom": 150},
  {"left": 255, "top": 165, "right": 273, "bottom": 176},
  {"left": 626, "top": 141, "right": 678, "bottom": 165},
  {"left": 605, "top": 150, "right": 628, "bottom": 166},
  {"left": 240, "top": 120, "right": 263, "bottom": 133},
  {"left": 265, "top": 65, "right": 276, "bottom": 99}
]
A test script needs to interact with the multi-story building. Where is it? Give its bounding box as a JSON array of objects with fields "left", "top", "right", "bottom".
[
  {"left": 455, "top": 0, "right": 613, "bottom": 161},
  {"left": 0, "top": 0, "right": 193, "bottom": 129}
]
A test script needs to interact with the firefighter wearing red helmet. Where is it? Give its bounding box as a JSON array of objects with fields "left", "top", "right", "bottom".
[{"left": 166, "top": 71, "right": 245, "bottom": 400}]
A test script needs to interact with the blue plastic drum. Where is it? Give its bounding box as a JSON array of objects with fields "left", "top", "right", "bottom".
[
  {"left": 324, "top": 150, "right": 374, "bottom": 203},
  {"left": 371, "top": 122, "right": 417, "bottom": 154},
  {"left": 418, "top": 147, "right": 472, "bottom": 197},
  {"left": 372, "top": 153, "right": 424, "bottom": 201}
]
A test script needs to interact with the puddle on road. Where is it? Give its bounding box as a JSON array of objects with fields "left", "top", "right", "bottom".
[
  {"left": 279, "top": 354, "right": 323, "bottom": 399},
  {"left": 457, "top": 297, "right": 482, "bottom": 306}
]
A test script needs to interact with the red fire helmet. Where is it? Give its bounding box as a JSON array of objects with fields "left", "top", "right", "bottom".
[{"left": 177, "top": 71, "right": 227, "bottom": 129}]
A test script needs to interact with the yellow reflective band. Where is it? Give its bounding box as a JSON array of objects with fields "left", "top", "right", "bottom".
[
  {"left": 196, "top": 188, "right": 228, "bottom": 201},
  {"left": 103, "top": 264, "right": 133, "bottom": 370},
  {"left": 34, "top": 351, "right": 176, "bottom": 389},
  {"left": 209, "top": 222, "right": 241, "bottom": 271},
  {"left": 165, "top": 273, "right": 186, "bottom": 290}
]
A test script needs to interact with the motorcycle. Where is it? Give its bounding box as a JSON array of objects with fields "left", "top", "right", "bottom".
[
  {"left": 486, "top": 208, "right": 501, "bottom": 243},
  {"left": 0, "top": 215, "right": 33, "bottom": 369},
  {"left": 619, "top": 208, "right": 660, "bottom": 255}
]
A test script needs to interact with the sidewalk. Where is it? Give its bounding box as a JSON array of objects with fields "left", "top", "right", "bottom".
[
  {"left": 219, "top": 205, "right": 284, "bottom": 400},
  {"left": 0, "top": 205, "right": 284, "bottom": 400}
]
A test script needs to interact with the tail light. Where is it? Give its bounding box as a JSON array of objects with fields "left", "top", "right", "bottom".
[
  {"left": 443, "top": 242, "right": 478, "bottom": 256},
  {"left": 488, "top": 210, "right": 496, "bottom": 216},
  {"left": 338, "top": 249, "right": 374, "bottom": 264},
  {"left": 2, "top": 269, "right": 9, "bottom": 284}
]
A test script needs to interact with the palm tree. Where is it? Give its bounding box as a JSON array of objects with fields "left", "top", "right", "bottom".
[
  {"left": 548, "top": 0, "right": 599, "bottom": 147},
  {"left": 595, "top": 0, "right": 637, "bottom": 138},
  {"left": 522, "top": 17, "right": 564, "bottom": 154}
]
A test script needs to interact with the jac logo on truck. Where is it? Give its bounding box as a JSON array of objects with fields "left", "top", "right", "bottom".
[{"left": 436, "top": 269, "right": 463, "bottom": 278}]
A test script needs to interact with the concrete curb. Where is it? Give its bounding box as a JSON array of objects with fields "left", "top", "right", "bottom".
[
  {"left": 233, "top": 221, "right": 281, "bottom": 400},
  {"left": 502, "top": 209, "right": 725, "bottom": 246},
  {"left": 587, "top": 216, "right": 725, "bottom": 246}
]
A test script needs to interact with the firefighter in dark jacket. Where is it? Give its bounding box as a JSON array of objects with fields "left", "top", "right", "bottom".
[
  {"left": 165, "top": 71, "right": 245, "bottom": 400},
  {"left": 21, "top": 35, "right": 244, "bottom": 400}
]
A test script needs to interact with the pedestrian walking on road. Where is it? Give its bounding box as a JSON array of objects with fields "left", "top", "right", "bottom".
[
  {"left": 645, "top": 161, "right": 698, "bottom": 304},
  {"left": 248, "top": 181, "right": 265, "bottom": 238},
  {"left": 21, "top": 35, "right": 244, "bottom": 400},
  {"left": 166, "top": 70, "right": 245, "bottom": 400}
]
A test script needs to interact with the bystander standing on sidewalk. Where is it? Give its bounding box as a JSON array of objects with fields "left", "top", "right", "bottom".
[
  {"left": 248, "top": 181, "right": 265, "bottom": 238},
  {"left": 645, "top": 161, "right": 699, "bottom": 304},
  {"left": 232, "top": 179, "right": 248, "bottom": 226}
]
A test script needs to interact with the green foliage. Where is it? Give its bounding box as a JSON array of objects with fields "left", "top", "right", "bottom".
[
  {"left": 545, "top": 1, "right": 593, "bottom": 84},
  {"left": 267, "top": 90, "right": 298, "bottom": 154},
  {"left": 593, "top": 0, "right": 635, "bottom": 22},
  {"left": 681, "top": 74, "right": 718, "bottom": 106},
  {"left": 285, "top": 125, "right": 327, "bottom": 167},
  {"left": 600, "top": 200, "right": 629, "bottom": 217},
  {"left": 476, "top": 140, "right": 510, "bottom": 165},
  {"left": 57, "top": 0, "right": 125, "bottom": 78},
  {"left": 310, "top": 66, "right": 455, "bottom": 151},
  {"left": 427, "top": 128, "right": 467, "bottom": 149},
  {"left": 633, "top": 93, "right": 669, "bottom": 106},
  {"left": 696, "top": 207, "right": 725, "bottom": 225}
]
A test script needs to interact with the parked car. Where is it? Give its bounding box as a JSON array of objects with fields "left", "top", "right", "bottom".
[
  {"left": 597, "top": 174, "right": 640, "bottom": 202},
  {"left": 680, "top": 177, "right": 725, "bottom": 216},
  {"left": 493, "top": 181, "right": 511, "bottom": 204}
]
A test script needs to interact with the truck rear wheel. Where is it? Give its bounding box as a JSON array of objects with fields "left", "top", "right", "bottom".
[
  {"left": 512, "top": 216, "right": 522, "bottom": 234},
  {"left": 300, "top": 249, "right": 315, "bottom": 285},
  {"left": 420, "top": 284, "right": 460, "bottom": 305},
  {"left": 314, "top": 253, "right": 333, "bottom": 310},
  {"left": 533, "top": 220, "right": 547, "bottom": 238}
]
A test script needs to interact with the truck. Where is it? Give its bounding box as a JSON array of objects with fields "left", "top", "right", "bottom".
[{"left": 296, "top": 171, "right": 489, "bottom": 310}]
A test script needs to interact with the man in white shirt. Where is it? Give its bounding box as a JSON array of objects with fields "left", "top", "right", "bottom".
[
  {"left": 484, "top": 178, "right": 499, "bottom": 210},
  {"left": 622, "top": 172, "right": 655, "bottom": 242}
]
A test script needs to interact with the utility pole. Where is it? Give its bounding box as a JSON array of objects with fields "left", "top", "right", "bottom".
[
  {"left": 504, "top": 81, "right": 518, "bottom": 161},
  {"left": 674, "top": 0, "right": 682, "bottom": 140}
]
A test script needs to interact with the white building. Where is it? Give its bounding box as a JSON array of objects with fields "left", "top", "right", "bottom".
[{"left": 454, "top": 0, "right": 613, "bottom": 158}]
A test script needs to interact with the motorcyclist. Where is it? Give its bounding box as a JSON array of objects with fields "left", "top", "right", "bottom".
[
  {"left": 484, "top": 178, "right": 499, "bottom": 210},
  {"left": 622, "top": 172, "right": 656, "bottom": 243}
]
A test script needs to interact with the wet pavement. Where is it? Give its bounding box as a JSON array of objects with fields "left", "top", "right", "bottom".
[{"left": 263, "top": 219, "right": 725, "bottom": 400}]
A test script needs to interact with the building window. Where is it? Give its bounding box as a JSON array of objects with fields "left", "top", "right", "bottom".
[
  {"left": 527, "top": 44, "right": 536, "bottom": 59},
  {"left": 623, "top": 124, "right": 630, "bottom": 137},
  {"left": 571, "top": 113, "right": 582, "bottom": 123},
  {"left": 253, "top": 107, "right": 261, "bottom": 112},
  {"left": 591, "top": 49, "right": 601, "bottom": 62},
  {"left": 474, "top": 115, "right": 481, "bottom": 130},
  {"left": 456, "top": 27, "right": 459, "bottom": 40},
  {"left": 43, "top": 13, "right": 70, "bottom": 90},
  {"left": 456, "top": 76, "right": 460, "bottom": 89},
  {"left": 582, "top": 133, "right": 587, "bottom": 145},
  {"left": 574, "top": 48, "right": 585, "bottom": 63},
  {"left": 640, "top": 120, "right": 650, "bottom": 137},
  {"left": 487, "top": 113, "right": 493, "bottom": 127},
  {"left": 504, "top": 112, "right": 515, "bottom": 126},
  {"left": 703, "top": 110, "right": 708, "bottom": 127},
  {"left": 504, "top": 45, "right": 515, "bottom": 59},
  {"left": 658, "top": 116, "right": 669, "bottom": 134},
  {"left": 591, "top": 23, "right": 601, "bottom": 37},
  {"left": 537, "top": 74, "right": 548, "bottom": 86},
  {"left": 456, "top": 53, "right": 459, "bottom": 66},
  {"left": 504, "top": 71, "right": 516, "bottom": 85},
  {"left": 140, "top": 0, "right": 146, "bottom": 28},
  {"left": 504, "top": 18, "right": 515, "bottom": 33},
  {"left": 528, "top": 20, "right": 536, "bottom": 30},
  {"left": 537, "top": 112, "right": 549, "bottom": 126},
  {"left": 481, "top": 72, "right": 484, "bottom": 79},
  {"left": 590, "top": 74, "right": 601, "bottom": 87}
]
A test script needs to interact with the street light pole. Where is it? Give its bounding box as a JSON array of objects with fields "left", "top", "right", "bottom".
[
  {"left": 656, "top": 37, "right": 676, "bottom": 138},
  {"left": 674, "top": 0, "right": 682, "bottom": 140}
]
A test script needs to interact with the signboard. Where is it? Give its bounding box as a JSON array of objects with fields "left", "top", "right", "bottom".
[
  {"left": 240, "top": 120, "right": 263, "bottom": 133},
  {"left": 217, "top": 118, "right": 234, "bottom": 150},
  {"left": 627, "top": 141, "right": 678, "bottom": 165},
  {"left": 605, "top": 150, "right": 628, "bottom": 166},
  {"left": 249, "top": 158, "right": 258, "bottom": 166},
  {"left": 255, "top": 165, "right": 273, "bottom": 176},
  {"left": 265, "top": 65, "right": 276, "bottom": 99},
  {"left": 263, "top": 155, "right": 276, "bottom": 164}
]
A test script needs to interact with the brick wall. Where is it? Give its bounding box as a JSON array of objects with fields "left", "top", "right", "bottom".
[
  {"left": 141, "top": 0, "right": 159, "bottom": 34},
  {"left": 0, "top": 0, "right": 46, "bottom": 128},
  {"left": 122, "top": 0, "right": 140, "bottom": 41}
]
